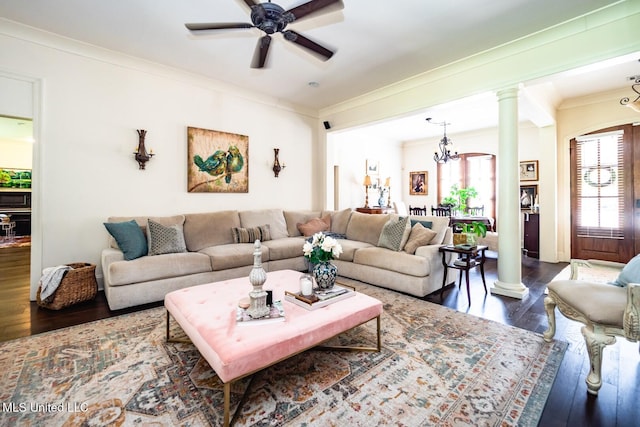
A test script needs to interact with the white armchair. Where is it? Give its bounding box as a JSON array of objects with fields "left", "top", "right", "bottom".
[{"left": 543, "top": 258, "right": 640, "bottom": 395}]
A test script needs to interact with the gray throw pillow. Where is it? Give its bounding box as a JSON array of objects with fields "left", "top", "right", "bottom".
[
  {"left": 377, "top": 216, "right": 410, "bottom": 251},
  {"left": 147, "top": 219, "right": 187, "bottom": 256}
]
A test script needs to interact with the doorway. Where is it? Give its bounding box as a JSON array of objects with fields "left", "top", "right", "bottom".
[
  {"left": 570, "top": 124, "right": 640, "bottom": 263},
  {"left": 0, "top": 116, "right": 33, "bottom": 305}
]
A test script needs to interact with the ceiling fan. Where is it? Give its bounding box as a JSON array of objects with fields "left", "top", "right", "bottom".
[{"left": 185, "top": 0, "right": 343, "bottom": 69}]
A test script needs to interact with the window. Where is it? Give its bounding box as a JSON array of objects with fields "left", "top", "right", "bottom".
[
  {"left": 437, "top": 153, "right": 496, "bottom": 220},
  {"left": 574, "top": 131, "right": 624, "bottom": 238}
]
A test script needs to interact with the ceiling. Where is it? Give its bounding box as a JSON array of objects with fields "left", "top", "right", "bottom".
[{"left": 0, "top": 0, "right": 638, "bottom": 141}]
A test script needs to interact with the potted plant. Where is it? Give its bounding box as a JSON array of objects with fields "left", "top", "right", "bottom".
[
  {"left": 453, "top": 221, "right": 487, "bottom": 246},
  {"left": 442, "top": 184, "right": 478, "bottom": 216}
]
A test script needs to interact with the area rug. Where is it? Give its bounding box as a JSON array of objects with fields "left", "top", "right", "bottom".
[
  {"left": 551, "top": 261, "right": 620, "bottom": 283},
  {"left": 0, "top": 283, "right": 566, "bottom": 426}
]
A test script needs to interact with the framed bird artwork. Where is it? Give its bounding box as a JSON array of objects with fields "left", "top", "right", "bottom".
[{"left": 187, "top": 127, "right": 249, "bottom": 193}]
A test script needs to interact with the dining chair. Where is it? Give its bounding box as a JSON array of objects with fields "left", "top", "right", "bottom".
[
  {"left": 466, "top": 206, "right": 484, "bottom": 216},
  {"left": 393, "top": 201, "right": 408, "bottom": 215},
  {"left": 409, "top": 205, "right": 427, "bottom": 216},
  {"left": 431, "top": 206, "right": 451, "bottom": 217}
]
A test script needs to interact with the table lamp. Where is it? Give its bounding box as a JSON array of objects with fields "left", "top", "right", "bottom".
[{"left": 363, "top": 175, "right": 372, "bottom": 208}]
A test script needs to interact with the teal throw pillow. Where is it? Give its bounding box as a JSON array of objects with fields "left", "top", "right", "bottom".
[
  {"left": 612, "top": 254, "right": 640, "bottom": 287},
  {"left": 103, "top": 220, "right": 148, "bottom": 260},
  {"left": 410, "top": 219, "right": 433, "bottom": 229}
]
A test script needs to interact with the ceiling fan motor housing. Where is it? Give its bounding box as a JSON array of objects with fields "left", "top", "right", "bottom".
[{"left": 251, "top": 2, "right": 291, "bottom": 34}]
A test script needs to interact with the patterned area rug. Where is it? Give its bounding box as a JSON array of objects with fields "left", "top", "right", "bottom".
[{"left": 0, "top": 283, "right": 566, "bottom": 426}]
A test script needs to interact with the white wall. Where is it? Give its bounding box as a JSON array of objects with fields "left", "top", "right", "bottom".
[
  {"left": 0, "top": 24, "right": 319, "bottom": 297},
  {"left": 327, "top": 130, "right": 402, "bottom": 210},
  {"left": 0, "top": 139, "right": 32, "bottom": 169}
]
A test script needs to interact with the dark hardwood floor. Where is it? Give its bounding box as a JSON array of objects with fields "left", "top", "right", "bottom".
[{"left": 0, "top": 248, "right": 637, "bottom": 426}]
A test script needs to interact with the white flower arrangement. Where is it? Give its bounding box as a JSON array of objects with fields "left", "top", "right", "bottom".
[{"left": 302, "top": 232, "right": 343, "bottom": 264}]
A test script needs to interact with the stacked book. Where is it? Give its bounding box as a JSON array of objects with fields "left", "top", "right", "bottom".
[
  {"left": 454, "top": 259, "right": 475, "bottom": 267},
  {"left": 285, "top": 285, "right": 355, "bottom": 310}
]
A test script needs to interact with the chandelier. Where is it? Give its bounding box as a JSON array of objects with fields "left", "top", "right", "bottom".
[
  {"left": 428, "top": 118, "right": 459, "bottom": 163},
  {"left": 620, "top": 75, "right": 640, "bottom": 113}
]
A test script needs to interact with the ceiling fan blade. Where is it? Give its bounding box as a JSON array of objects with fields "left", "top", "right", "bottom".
[
  {"left": 285, "top": 0, "right": 343, "bottom": 22},
  {"left": 242, "top": 0, "right": 260, "bottom": 7},
  {"left": 185, "top": 22, "right": 254, "bottom": 31},
  {"left": 282, "top": 30, "right": 334, "bottom": 61},
  {"left": 251, "top": 35, "right": 272, "bottom": 69}
]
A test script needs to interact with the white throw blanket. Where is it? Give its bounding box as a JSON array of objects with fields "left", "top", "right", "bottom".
[{"left": 39, "top": 265, "right": 72, "bottom": 301}]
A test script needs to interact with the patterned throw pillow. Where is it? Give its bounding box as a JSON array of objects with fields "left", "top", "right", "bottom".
[
  {"left": 377, "top": 216, "right": 410, "bottom": 251},
  {"left": 147, "top": 219, "right": 187, "bottom": 256},
  {"left": 232, "top": 225, "right": 271, "bottom": 243},
  {"left": 403, "top": 223, "right": 438, "bottom": 254}
]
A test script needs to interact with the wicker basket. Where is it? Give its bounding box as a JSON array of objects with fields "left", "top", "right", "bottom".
[{"left": 36, "top": 263, "right": 98, "bottom": 310}]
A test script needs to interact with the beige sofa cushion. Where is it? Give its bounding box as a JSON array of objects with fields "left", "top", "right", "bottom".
[
  {"left": 184, "top": 211, "right": 240, "bottom": 251},
  {"left": 335, "top": 239, "right": 374, "bottom": 262},
  {"left": 240, "top": 209, "right": 289, "bottom": 239},
  {"left": 284, "top": 211, "right": 321, "bottom": 237},
  {"left": 108, "top": 252, "right": 212, "bottom": 287},
  {"left": 199, "top": 243, "right": 270, "bottom": 271},
  {"left": 324, "top": 208, "right": 352, "bottom": 234},
  {"left": 263, "top": 237, "right": 306, "bottom": 260},
  {"left": 354, "top": 247, "right": 430, "bottom": 277},
  {"left": 345, "top": 212, "right": 391, "bottom": 246}
]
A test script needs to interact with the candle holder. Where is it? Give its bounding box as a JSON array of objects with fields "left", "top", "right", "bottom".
[
  {"left": 299, "top": 273, "right": 314, "bottom": 296},
  {"left": 134, "top": 129, "right": 155, "bottom": 170}
]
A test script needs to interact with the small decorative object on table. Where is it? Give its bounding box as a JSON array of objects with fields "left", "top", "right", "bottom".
[
  {"left": 452, "top": 221, "right": 487, "bottom": 247},
  {"left": 299, "top": 273, "right": 314, "bottom": 296},
  {"left": 285, "top": 283, "right": 356, "bottom": 311},
  {"left": 237, "top": 300, "right": 285, "bottom": 325},
  {"left": 302, "top": 232, "right": 343, "bottom": 291},
  {"left": 246, "top": 240, "right": 270, "bottom": 319}
]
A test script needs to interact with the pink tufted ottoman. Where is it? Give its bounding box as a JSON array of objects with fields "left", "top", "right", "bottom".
[{"left": 164, "top": 269, "right": 383, "bottom": 426}]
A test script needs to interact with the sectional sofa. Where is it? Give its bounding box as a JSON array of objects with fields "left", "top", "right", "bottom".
[{"left": 101, "top": 208, "right": 454, "bottom": 310}]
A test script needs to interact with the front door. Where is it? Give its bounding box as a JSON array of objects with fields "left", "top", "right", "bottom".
[{"left": 570, "top": 124, "right": 637, "bottom": 263}]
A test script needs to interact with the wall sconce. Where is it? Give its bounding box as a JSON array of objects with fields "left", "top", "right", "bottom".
[
  {"left": 363, "top": 175, "right": 372, "bottom": 208},
  {"left": 272, "top": 148, "right": 286, "bottom": 177},
  {"left": 134, "top": 129, "right": 154, "bottom": 170},
  {"left": 620, "top": 75, "right": 640, "bottom": 113}
]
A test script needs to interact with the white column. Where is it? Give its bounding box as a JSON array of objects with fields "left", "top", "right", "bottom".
[{"left": 491, "top": 87, "right": 529, "bottom": 299}]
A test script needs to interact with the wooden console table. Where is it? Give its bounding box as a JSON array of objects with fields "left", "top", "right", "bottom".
[{"left": 356, "top": 207, "right": 394, "bottom": 214}]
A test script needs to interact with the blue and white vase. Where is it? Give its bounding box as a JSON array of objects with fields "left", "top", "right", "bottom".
[{"left": 312, "top": 261, "right": 337, "bottom": 291}]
